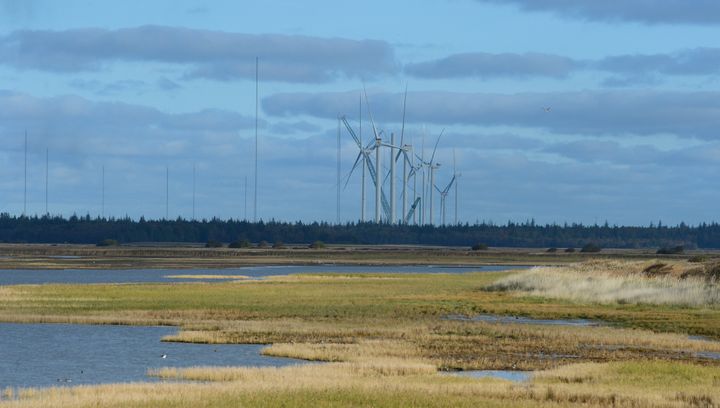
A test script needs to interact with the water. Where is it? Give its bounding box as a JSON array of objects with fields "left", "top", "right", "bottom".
[
  {"left": 697, "top": 351, "right": 720, "bottom": 360},
  {"left": 0, "top": 265, "right": 530, "bottom": 285},
  {"left": 446, "top": 314, "right": 600, "bottom": 327},
  {"left": 0, "top": 323, "right": 303, "bottom": 389},
  {"left": 443, "top": 370, "right": 531, "bottom": 382}
]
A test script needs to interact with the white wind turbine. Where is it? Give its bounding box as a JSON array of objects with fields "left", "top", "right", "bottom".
[
  {"left": 341, "top": 115, "right": 373, "bottom": 222},
  {"left": 417, "top": 130, "right": 443, "bottom": 225},
  {"left": 364, "top": 88, "right": 401, "bottom": 223},
  {"left": 452, "top": 148, "right": 461, "bottom": 225},
  {"left": 435, "top": 174, "right": 456, "bottom": 226}
]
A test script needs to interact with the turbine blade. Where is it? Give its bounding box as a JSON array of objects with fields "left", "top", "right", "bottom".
[
  {"left": 341, "top": 116, "right": 361, "bottom": 148},
  {"left": 343, "top": 152, "right": 363, "bottom": 189},
  {"left": 363, "top": 84, "right": 381, "bottom": 141},
  {"left": 430, "top": 129, "right": 444, "bottom": 164}
]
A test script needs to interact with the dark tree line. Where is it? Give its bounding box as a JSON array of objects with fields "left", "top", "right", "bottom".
[{"left": 1, "top": 213, "right": 720, "bottom": 248}]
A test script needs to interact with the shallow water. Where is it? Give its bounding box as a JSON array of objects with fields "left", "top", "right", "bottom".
[
  {"left": 446, "top": 314, "right": 600, "bottom": 327},
  {"left": 0, "top": 265, "right": 530, "bottom": 285},
  {"left": 697, "top": 351, "right": 720, "bottom": 360},
  {"left": 0, "top": 323, "right": 303, "bottom": 389},
  {"left": 443, "top": 370, "right": 531, "bottom": 382}
]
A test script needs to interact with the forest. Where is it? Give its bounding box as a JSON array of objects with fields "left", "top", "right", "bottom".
[{"left": 1, "top": 213, "right": 719, "bottom": 249}]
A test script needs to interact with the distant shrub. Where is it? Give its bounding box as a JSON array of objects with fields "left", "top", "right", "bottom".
[
  {"left": 688, "top": 255, "right": 708, "bottom": 263},
  {"left": 258, "top": 240, "right": 269, "bottom": 248},
  {"left": 228, "top": 239, "right": 251, "bottom": 249},
  {"left": 205, "top": 239, "right": 223, "bottom": 248},
  {"left": 564, "top": 248, "right": 576, "bottom": 253},
  {"left": 706, "top": 263, "right": 720, "bottom": 283},
  {"left": 309, "top": 240, "right": 326, "bottom": 249},
  {"left": 546, "top": 247, "right": 558, "bottom": 253},
  {"left": 642, "top": 262, "right": 672, "bottom": 277},
  {"left": 656, "top": 246, "right": 684, "bottom": 255},
  {"left": 580, "top": 243, "right": 602, "bottom": 253},
  {"left": 96, "top": 239, "right": 119, "bottom": 247},
  {"left": 471, "top": 243, "right": 488, "bottom": 251},
  {"left": 272, "top": 240, "right": 285, "bottom": 249}
]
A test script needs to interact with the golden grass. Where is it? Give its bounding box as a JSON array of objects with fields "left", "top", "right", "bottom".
[
  {"left": 488, "top": 260, "right": 720, "bottom": 307},
  {"left": 3, "top": 360, "right": 719, "bottom": 407}
]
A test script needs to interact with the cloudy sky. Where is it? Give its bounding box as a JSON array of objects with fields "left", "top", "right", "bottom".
[{"left": 1, "top": 0, "right": 719, "bottom": 225}]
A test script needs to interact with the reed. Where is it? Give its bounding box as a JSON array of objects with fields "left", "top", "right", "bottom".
[
  {"left": 488, "top": 260, "right": 720, "bottom": 307},
  {"left": 3, "top": 361, "right": 719, "bottom": 407}
]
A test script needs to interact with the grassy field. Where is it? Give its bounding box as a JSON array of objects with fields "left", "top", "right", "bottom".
[{"left": 1, "top": 259, "right": 720, "bottom": 406}]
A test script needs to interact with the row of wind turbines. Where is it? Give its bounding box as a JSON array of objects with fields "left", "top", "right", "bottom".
[{"left": 340, "top": 89, "right": 459, "bottom": 226}]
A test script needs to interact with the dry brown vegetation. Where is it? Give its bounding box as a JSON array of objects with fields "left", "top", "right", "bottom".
[
  {"left": 487, "top": 259, "right": 720, "bottom": 306},
  {"left": 2, "top": 360, "right": 719, "bottom": 407}
]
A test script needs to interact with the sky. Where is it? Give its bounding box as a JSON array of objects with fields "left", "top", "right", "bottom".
[{"left": 1, "top": 0, "right": 720, "bottom": 226}]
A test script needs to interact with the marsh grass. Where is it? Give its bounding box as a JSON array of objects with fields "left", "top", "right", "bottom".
[
  {"left": 488, "top": 260, "right": 720, "bottom": 307},
  {"left": 3, "top": 361, "right": 719, "bottom": 407},
  {"left": 4, "top": 269, "right": 720, "bottom": 370}
]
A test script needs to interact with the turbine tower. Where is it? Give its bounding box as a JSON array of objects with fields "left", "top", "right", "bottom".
[
  {"left": 23, "top": 131, "right": 27, "bottom": 216},
  {"left": 453, "top": 149, "right": 461, "bottom": 225},
  {"left": 45, "top": 148, "right": 48, "bottom": 215},
  {"left": 389, "top": 132, "right": 396, "bottom": 224},
  {"left": 165, "top": 166, "right": 169, "bottom": 219},
  {"left": 101, "top": 165, "right": 105, "bottom": 218},
  {"left": 336, "top": 116, "right": 341, "bottom": 224},
  {"left": 375, "top": 135, "right": 382, "bottom": 223},
  {"left": 253, "top": 56, "right": 259, "bottom": 222}
]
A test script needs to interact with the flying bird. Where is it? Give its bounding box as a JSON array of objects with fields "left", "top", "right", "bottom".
[{"left": 543, "top": 107, "right": 552, "bottom": 112}]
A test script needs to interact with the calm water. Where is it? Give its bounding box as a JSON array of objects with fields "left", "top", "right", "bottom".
[
  {"left": 443, "top": 370, "right": 531, "bottom": 382},
  {"left": 0, "top": 265, "right": 529, "bottom": 285},
  {"left": 0, "top": 323, "right": 303, "bottom": 389}
]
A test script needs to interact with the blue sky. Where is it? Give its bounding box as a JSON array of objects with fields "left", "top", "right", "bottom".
[{"left": 1, "top": 0, "right": 720, "bottom": 225}]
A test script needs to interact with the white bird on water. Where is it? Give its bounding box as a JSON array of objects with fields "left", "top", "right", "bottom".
[{"left": 161, "top": 354, "right": 167, "bottom": 359}]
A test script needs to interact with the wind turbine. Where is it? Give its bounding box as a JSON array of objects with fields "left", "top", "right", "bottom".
[
  {"left": 363, "top": 87, "right": 401, "bottom": 223},
  {"left": 344, "top": 87, "right": 411, "bottom": 224},
  {"left": 453, "top": 149, "right": 461, "bottom": 225},
  {"left": 392, "top": 87, "right": 412, "bottom": 224},
  {"left": 341, "top": 116, "right": 373, "bottom": 222},
  {"left": 435, "top": 174, "right": 456, "bottom": 226},
  {"left": 417, "top": 130, "right": 443, "bottom": 225}
]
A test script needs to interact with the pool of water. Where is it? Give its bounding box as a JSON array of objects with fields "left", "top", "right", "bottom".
[
  {"left": 0, "top": 265, "right": 530, "bottom": 285},
  {"left": 0, "top": 323, "right": 303, "bottom": 389},
  {"left": 445, "top": 314, "right": 601, "bottom": 327},
  {"left": 443, "top": 370, "right": 531, "bottom": 382},
  {"left": 697, "top": 351, "right": 720, "bottom": 360}
]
